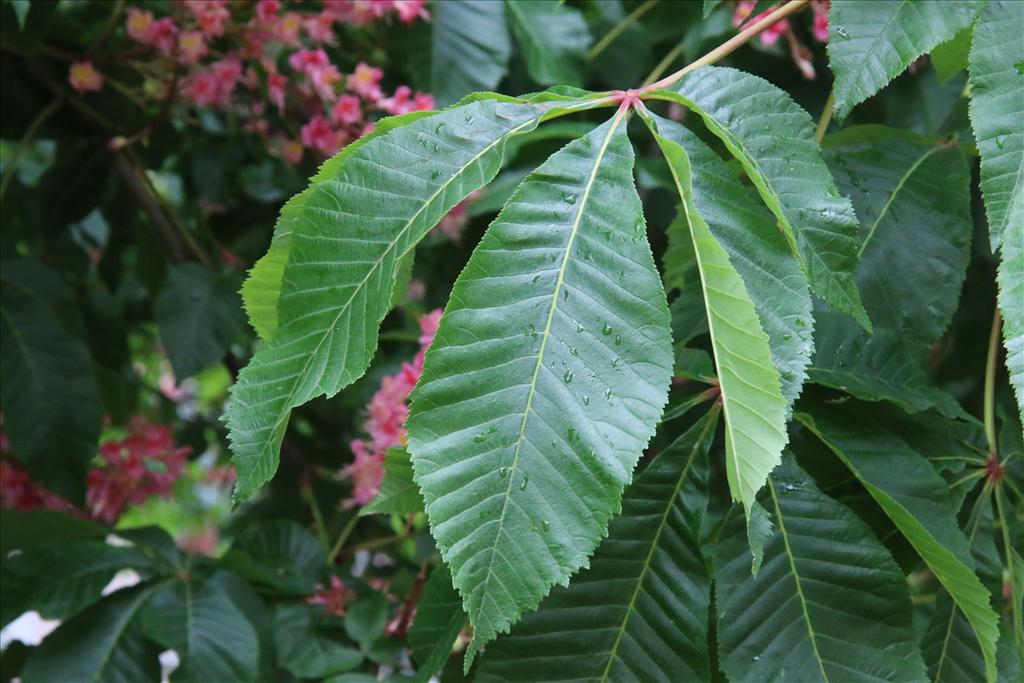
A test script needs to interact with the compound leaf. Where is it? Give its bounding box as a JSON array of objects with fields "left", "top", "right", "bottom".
[
  {"left": 828, "top": 0, "right": 987, "bottom": 118},
  {"left": 407, "top": 113, "right": 673, "bottom": 665},
  {"left": 476, "top": 408, "right": 719, "bottom": 683}
]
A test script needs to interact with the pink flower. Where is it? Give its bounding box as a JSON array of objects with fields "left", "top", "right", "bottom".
[
  {"left": 301, "top": 115, "right": 344, "bottom": 155},
  {"left": 273, "top": 11, "right": 303, "bottom": 46},
  {"left": 189, "top": 0, "right": 230, "bottom": 37},
  {"left": 382, "top": 85, "right": 413, "bottom": 114},
  {"left": 126, "top": 8, "right": 156, "bottom": 43},
  {"left": 69, "top": 61, "right": 103, "bottom": 93},
  {"left": 310, "top": 64, "right": 342, "bottom": 101},
  {"left": 275, "top": 138, "right": 304, "bottom": 165},
  {"left": 149, "top": 17, "right": 179, "bottom": 55},
  {"left": 304, "top": 12, "right": 337, "bottom": 44},
  {"left": 436, "top": 201, "right": 470, "bottom": 241},
  {"left": 211, "top": 57, "right": 242, "bottom": 101},
  {"left": 331, "top": 94, "right": 363, "bottom": 125},
  {"left": 413, "top": 92, "right": 435, "bottom": 111},
  {"left": 733, "top": 1, "right": 790, "bottom": 46},
  {"left": 419, "top": 309, "right": 442, "bottom": 346},
  {"left": 343, "top": 440, "right": 386, "bottom": 506},
  {"left": 289, "top": 48, "right": 330, "bottom": 73},
  {"left": 1, "top": 459, "right": 75, "bottom": 514},
  {"left": 256, "top": 0, "right": 281, "bottom": 23},
  {"left": 393, "top": 0, "right": 428, "bottom": 23},
  {"left": 308, "top": 575, "right": 357, "bottom": 616},
  {"left": 184, "top": 71, "right": 221, "bottom": 107},
  {"left": 177, "top": 30, "right": 208, "bottom": 65},
  {"left": 348, "top": 61, "right": 383, "bottom": 100},
  {"left": 811, "top": 1, "right": 830, "bottom": 42},
  {"left": 267, "top": 70, "right": 288, "bottom": 113}
]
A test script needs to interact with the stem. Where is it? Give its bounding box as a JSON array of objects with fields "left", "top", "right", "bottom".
[
  {"left": 641, "top": 0, "right": 811, "bottom": 92},
  {"left": 994, "top": 486, "right": 1023, "bottom": 652},
  {"left": 984, "top": 309, "right": 1001, "bottom": 452},
  {"left": 301, "top": 479, "right": 330, "bottom": 549},
  {"left": 588, "top": 0, "right": 660, "bottom": 60},
  {"left": 326, "top": 513, "right": 360, "bottom": 564},
  {"left": 643, "top": 41, "right": 686, "bottom": 87},
  {"left": 814, "top": 88, "right": 835, "bottom": 143},
  {"left": 0, "top": 97, "right": 63, "bottom": 201}
]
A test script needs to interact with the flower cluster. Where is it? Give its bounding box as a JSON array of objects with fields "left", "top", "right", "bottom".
[
  {"left": 70, "top": 1, "right": 434, "bottom": 164},
  {"left": 0, "top": 419, "right": 189, "bottom": 524},
  {"left": 344, "top": 309, "right": 442, "bottom": 507},
  {"left": 732, "top": 1, "right": 830, "bottom": 79},
  {"left": 87, "top": 419, "right": 191, "bottom": 523}
]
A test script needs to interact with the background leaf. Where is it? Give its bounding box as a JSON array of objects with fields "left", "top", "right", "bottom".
[
  {"left": 477, "top": 408, "right": 719, "bottom": 683},
  {"left": 828, "top": 0, "right": 986, "bottom": 118},
  {"left": 506, "top": 0, "right": 591, "bottom": 87},
  {"left": 408, "top": 564, "right": 465, "bottom": 680},
  {"left": 360, "top": 448, "right": 423, "bottom": 516},
  {"left": 430, "top": 0, "right": 511, "bottom": 107},
  {"left": 408, "top": 114, "right": 673, "bottom": 663}
]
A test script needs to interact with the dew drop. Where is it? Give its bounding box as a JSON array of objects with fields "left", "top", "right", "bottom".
[
  {"left": 498, "top": 466, "right": 508, "bottom": 478},
  {"left": 834, "top": 25, "right": 849, "bottom": 39},
  {"left": 1016, "top": 62, "right": 1024, "bottom": 75},
  {"left": 532, "top": 274, "right": 540, "bottom": 283},
  {"left": 753, "top": 655, "right": 761, "bottom": 663},
  {"left": 570, "top": 347, "right": 578, "bottom": 356},
  {"left": 435, "top": 122, "right": 447, "bottom": 135},
  {"left": 567, "top": 427, "right": 579, "bottom": 443},
  {"left": 995, "top": 135, "right": 1007, "bottom": 150},
  {"left": 605, "top": 388, "right": 613, "bottom": 399},
  {"left": 562, "top": 192, "right": 577, "bottom": 205},
  {"left": 582, "top": 395, "right": 590, "bottom": 406},
  {"left": 782, "top": 333, "right": 792, "bottom": 340},
  {"left": 614, "top": 334, "right": 621, "bottom": 346},
  {"left": 519, "top": 474, "right": 530, "bottom": 491},
  {"left": 416, "top": 132, "right": 429, "bottom": 147},
  {"left": 433, "top": 143, "right": 439, "bottom": 153},
  {"left": 602, "top": 323, "right": 613, "bottom": 335},
  {"left": 795, "top": 318, "right": 806, "bottom": 328},
  {"left": 430, "top": 170, "right": 440, "bottom": 180},
  {"left": 473, "top": 433, "right": 487, "bottom": 443},
  {"left": 612, "top": 358, "right": 620, "bottom": 368},
  {"left": 541, "top": 520, "right": 550, "bottom": 532},
  {"left": 564, "top": 370, "right": 574, "bottom": 384},
  {"left": 464, "top": 114, "right": 475, "bottom": 125}
]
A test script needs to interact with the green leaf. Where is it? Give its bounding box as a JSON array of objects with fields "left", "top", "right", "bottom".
[
  {"left": 431, "top": 1, "right": 511, "bottom": 106},
  {"left": 931, "top": 27, "right": 973, "bottom": 84},
  {"left": 969, "top": 0, "right": 1023, "bottom": 252},
  {"left": 644, "top": 110, "right": 788, "bottom": 516},
  {"left": 226, "top": 94, "right": 599, "bottom": 503},
  {"left": 828, "top": 0, "right": 987, "bottom": 118},
  {"left": 0, "top": 541, "right": 148, "bottom": 628},
  {"left": 477, "top": 408, "right": 719, "bottom": 682},
  {"left": 155, "top": 263, "right": 245, "bottom": 380},
  {"left": 824, "top": 125, "right": 972, "bottom": 353},
  {"left": 409, "top": 564, "right": 465, "bottom": 681},
  {"left": 141, "top": 572, "right": 261, "bottom": 682},
  {"left": 714, "top": 455, "right": 928, "bottom": 683},
  {"left": 407, "top": 113, "right": 673, "bottom": 665},
  {"left": 0, "top": 259, "right": 101, "bottom": 503},
  {"left": 650, "top": 67, "right": 871, "bottom": 329},
  {"left": 809, "top": 308, "right": 968, "bottom": 420},
  {"left": 797, "top": 402, "right": 1001, "bottom": 683},
  {"left": 0, "top": 509, "right": 106, "bottom": 553},
  {"left": 360, "top": 448, "right": 423, "bottom": 516},
  {"left": 274, "top": 604, "right": 363, "bottom": 679},
  {"left": 10, "top": 0, "right": 29, "bottom": 29},
  {"left": 998, "top": 217, "right": 1024, "bottom": 421},
  {"left": 344, "top": 591, "right": 388, "bottom": 647},
  {"left": 21, "top": 586, "right": 161, "bottom": 683},
  {"left": 506, "top": 0, "right": 591, "bottom": 87},
  {"left": 222, "top": 521, "right": 324, "bottom": 594},
  {"left": 649, "top": 114, "right": 814, "bottom": 410},
  {"left": 703, "top": 0, "right": 722, "bottom": 18},
  {"left": 240, "top": 108, "right": 440, "bottom": 342}
]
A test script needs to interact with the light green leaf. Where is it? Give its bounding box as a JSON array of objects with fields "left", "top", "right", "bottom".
[
  {"left": 797, "top": 402, "right": 1001, "bottom": 683},
  {"left": 715, "top": 456, "right": 928, "bottom": 683},
  {"left": 0, "top": 259, "right": 101, "bottom": 503},
  {"left": 969, "top": 0, "right": 1023, "bottom": 252},
  {"left": 506, "top": 0, "right": 591, "bottom": 87},
  {"left": 650, "top": 67, "right": 871, "bottom": 329},
  {"left": 809, "top": 309, "right": 967, "bottom": 419},
  {"left": 476, "top": 408, "right": 719, "bottom": 682},
  {"left": 141, "top": 572, "right": 261, "bottom": 682},
  {"left": 431, "top": 1, "right": 511, "bottom": 106},
  {"left": 828, "top": 0, "right": 987, "bottom": 118},
  {"left": 649, "top": 114, "right": 814, "bottom": 409},
  {"left": 156, "top": 263, "right": 246, "bottom": 380},
  {"left": 226, "top": 94, "right": 601, "bottom": 503},
  {"left": 0, "top": 541, "right": 149, "bottom": 628},
  {"left": 824, "top": 125, "right": 972, "bottom": 353},
  {"left": 643, "top": 110, "right": 788, "bottom": 516},
  {"left": 407, "top": 113, "right": 673, "bottom": 665},
  {"left": 931, "top": 27, "right": 973, "bottom": 84},
  {"left": 998, "top": 217, "right": 1024, "bottom": 421},
  {"left": 21, "top": 586, "right": 161, "bottom": 683},
  {"left": 409, "top": 564, "right": 465, "bottom": 681},
  {"left": 10, "top": 0, "right": 29, "bottom": 29},
  {"left": 360, "top": 448, "right": 423, "bottom": 516}
]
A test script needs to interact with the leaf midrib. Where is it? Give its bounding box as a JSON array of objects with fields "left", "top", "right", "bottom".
[
  {"left": 597, "top": 410, "right": 717, "bottom": 682},
  {"left": 475, "top": 108, "right": 627, "bottom": 634},
  {"left": 768, "top": 477, "right": 831, "bottom": 683}
]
